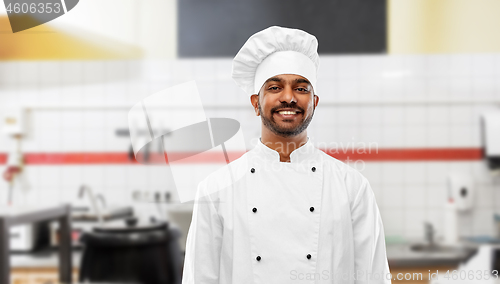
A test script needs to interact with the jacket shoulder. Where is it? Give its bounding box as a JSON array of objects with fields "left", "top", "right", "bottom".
[{"left": 319, "top": 149, "right": 371, "bottom": 204}]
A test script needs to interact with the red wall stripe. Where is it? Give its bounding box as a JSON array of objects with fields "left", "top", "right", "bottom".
[{"left": 0, "top": 148, "right": 483, "bottom": 165}]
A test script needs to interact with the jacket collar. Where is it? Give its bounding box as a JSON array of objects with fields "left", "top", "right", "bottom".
[{"left": 253, "top": 137, "right": 316, "bottom": 164}]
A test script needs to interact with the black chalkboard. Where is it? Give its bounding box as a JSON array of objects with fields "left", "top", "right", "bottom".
[{"left": 178, "top": 0, "right": 386, "bottom": 57}]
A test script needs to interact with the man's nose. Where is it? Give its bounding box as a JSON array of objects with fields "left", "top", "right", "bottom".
[{"left": 279, "top": 86, "right": 297, "bottom": 103}]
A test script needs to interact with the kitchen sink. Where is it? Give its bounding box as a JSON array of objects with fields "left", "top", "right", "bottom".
[
  {"left": 71, "top": 206, "right": 134, "bottom": 222},
  {"left": 410, "top": 243, "right": 469, "bottom": 253}
]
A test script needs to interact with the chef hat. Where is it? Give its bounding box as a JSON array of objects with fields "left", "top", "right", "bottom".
[{"left": 232, "top": 26, "right": 320, "bottom": 95}]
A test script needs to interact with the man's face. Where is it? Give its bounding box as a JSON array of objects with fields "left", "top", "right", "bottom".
[{"left": 251, "top": 74, "right": 319, "bottom": 138}]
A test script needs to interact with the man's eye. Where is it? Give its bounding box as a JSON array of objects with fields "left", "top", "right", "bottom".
[
  {"left": 268, "top": 86, "right": 280, "bottom": 90},
  {"left": 296, "top": 87, "right": 308, "bottom": 92}
]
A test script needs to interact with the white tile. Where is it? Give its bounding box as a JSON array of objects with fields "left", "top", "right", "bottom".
[
  {"left": 403, "top": 78, "right": 426, "bottom": 99},
  {"left": 382, "top": 163, "right": 405, "bottom": 185},
  {"left": 381, "top": 78, "right": 404, "bottom": 99},
  {"left": 38, "top": 111, "right": 62, "bottom": 129},
  {"left": 472, "top": 78, "right": 496, "bottom": 98},
  {"left": 61, "top": 111, "right": 84, "bottom": 129},
  {"left": 359, "top": 106, "right": 381, "bottom": 126},
  {"left": 60, "top": 86, "right": 83, "bottom": 105},
  {"left": 104, "top": 166, "right": 128, "bottom": 188},
  {"left": 427, "top": 78, "right": 449, "bottom": 98},
  {"left": 61, "top": 130, "right": 84, "bottom": 151},
  {"left": 315, "top": 80, "right": 336, "bottom": 102},
  {"left": 359, "top": 55, "right": 384, "bottom": 78},
  {"left": 39, "top": 167, "right": 61, "bottom": 188},
  {"left": 0, "top": 62, "right": 18, "bottom": 86},
  {"left": 359, "top": 126, "right": 383, "bottom": 146},
  {"left": 61, "top": 61, "right": 83, "bottom": 85},
  {"left": 38, "top": 129, "right": 62, "bottom": 151},
  {"left": 82, "top": 61, "right": 105, "bottom": 84},
  {"left": 380, "top": 208, "right": 404, "bottom": 236},
  {"left": 105, "top": 82, "right": 129, "bottom": 104},
  {"left": 403, "top": 163, "right": 427, "bottom": 184},
  {"left": 336, "top": 56, "right": 359, "bottom": 79},
  {"left": 427, "top": 105, "right": 451, "bottom": 124},
  {"left": 83, "top": 110, "right": 106, "bottom": 129},
  {"left": 335, "top": 106, "right": 359, "bottom": 126},
  {"left": 472, "top": 54, "right": 496, "bottom": 77},
  {"left": 335, "top": 126, "right": 359, "bottom": 146},
  {"left": 449, "top": 54, "right": 472, "bottom": 78},
  {"left": 382, "top": 185, "right": 404, "bottom": 208},
  {"left": 336, "top": 79, "right": 359, "bottom": 100},
  {"left": 382, "top": 126, "right": 404, "bottom": 147},
  {"left": 449, "top": 78, "right": 472, "bottom": 98},
  {"left": 193, "top": 60, "right": 216, "bottom": 81},
  {"left": 472, "top": 208, "right": 495, "bottom": 235},
  {"left": 404, "top": 209, "right": 427, "bottom": 239},
  {"left": 427, "top": 126, "right": 450, "bottom": 147},
  {"left": 40, "top": 62, "right": 62, "bottom": 85},
  {"left": 17, "top": 62, "right": 40, "bottom": 85},
  {"left": 360, "top": 163, "right": 383, "bottom": 184},
  {"left": 402, "top": 54, "right": 426, "bottom": 77},
  {"left": 380, "top": 55, "right": 404, "bottom": 74},
  {"left": 214, "top": 60, "right": 233, "bottom": 81},
  {"left": 404, "top": 106, "right": 427, "bottom": 125},
  {"left": 105, "top": 61, "right": 131, "bottom": 82},
  {"left": 105, "top": 110, "right": 128, "bottom": 130},
  {"left": 171, "top": 60, "right": 194, "bottom": 82},
  {"left": 448, "top": 161, "right": 473, "bottom": 173},
  {"left": 449, "top": 106, "right": 474, "bottom": 125},
  {"left": 404, "top": 185, "right": 426, "bottom": 209},
  {"left": 61, "top": 166, "right": 82, "bottom": 188},
  {"left": 382, "top": 106, "right": 404, "bottom": 126},
  {"left": 82, "top": 166, "right": 105, "bottom": 189},
  {"left": 82, "top": 84, "right": 106, "bottom": 104},
  {"left": 358, "top": 78, "right": 382, "bottom": 100},
  {"left": 475, "top": 184, "right": 494, "bottom": 208},
  {"left": 426, "top": 185, "right": 447, "bottom": 209},
  {"left": 471, "top": 161, "right": 493, "bottom": 184},
  {"left": 426, "top": 55, "right": 450, "bottom": 78},
  {"left": 404, "top": 126, "right": 427, "bottom": 147},
  {"left": 127, "top": 166, "right": 149, "bottom": 189},
  {"left": 449, "top": 125, "right": 474, "bottom": 147},
  {"left": 426, "top": 162, "right": 450, "bottom": 185},
  {"left": 82, "top": 129, "right": 106, "bottom": 151}
]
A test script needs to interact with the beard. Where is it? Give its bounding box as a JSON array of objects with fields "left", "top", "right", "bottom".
[{"left": 258, "top": 101, "right": 314, "bottom": 138}]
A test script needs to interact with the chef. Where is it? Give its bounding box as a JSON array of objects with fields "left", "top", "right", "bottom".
[{"left": 182, "top": 26, "right": 391, "bottom": 284}]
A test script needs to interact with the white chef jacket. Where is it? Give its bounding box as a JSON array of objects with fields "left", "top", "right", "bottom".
[{"left": 182, "top": 138, "right": 391, "bottom": 284}]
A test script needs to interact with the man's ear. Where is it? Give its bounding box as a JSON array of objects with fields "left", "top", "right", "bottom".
[
  {"left": 313, "top": 94, "right": 319, "bottom": 110},
  {"left": 250, "top": 94, "right": 260, "bottom": 116}
]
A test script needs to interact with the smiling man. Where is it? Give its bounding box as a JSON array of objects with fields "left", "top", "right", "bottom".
[{"left": 182, "top": 26, "right": 391, "bottom": 284}]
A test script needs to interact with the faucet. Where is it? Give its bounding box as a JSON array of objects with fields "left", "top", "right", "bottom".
[
  {"left": 95, "top": 194, "right": 107, "bottom": 209},
  {"left": 424, "top": 222, "right": 436, "bottom": 246},
  {"left": 79, "top": 185, "right": 104, "bottom": 224}
]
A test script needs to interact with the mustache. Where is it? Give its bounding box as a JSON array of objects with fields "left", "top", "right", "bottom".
[{"left": 270, "top": 103, "right": 304, "bottom": 113}]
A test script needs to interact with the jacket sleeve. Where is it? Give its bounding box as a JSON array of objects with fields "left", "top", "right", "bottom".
[
  {"left": 350, "top": 176, "right": 392, "bottom": 284},
  {"left": 182, "top": 180, "right": 223, "bottom": 284}
]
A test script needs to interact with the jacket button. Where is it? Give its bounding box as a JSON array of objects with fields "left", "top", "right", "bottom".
[
  {"left": 251, "top": 168, "right": 255, "bottom": 173},
  {"left": 307, "top": 254, "right": 311, "bottom": 259},
  {"left": 256, "top": 255, "right": 261, "bottom": 261},
  {"left": 252, "top": 207, "right": 257, "bottom": 213},
  {"left": 310, "top": 207, "right": 314, "bottom": 212},
  {"left": 311, "top": 167, "right": 316, "bottom": 172}
]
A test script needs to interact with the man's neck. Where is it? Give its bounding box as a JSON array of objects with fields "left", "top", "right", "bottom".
[{"left": 260, "top": 130, "right": 308, "bottom": 163}]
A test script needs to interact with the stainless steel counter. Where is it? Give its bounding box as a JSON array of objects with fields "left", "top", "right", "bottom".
[{"left": 387, "top": 243, "right": 478, "bottom": 268}]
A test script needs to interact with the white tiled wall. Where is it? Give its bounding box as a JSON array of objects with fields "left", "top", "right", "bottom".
[{"left": 1, "top": 55, "right": 500, "bottom": 242}]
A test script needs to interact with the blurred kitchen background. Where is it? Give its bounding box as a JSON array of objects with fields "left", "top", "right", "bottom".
[{"left": 2, "top": 0, "right": 500, "bottom": 283}]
